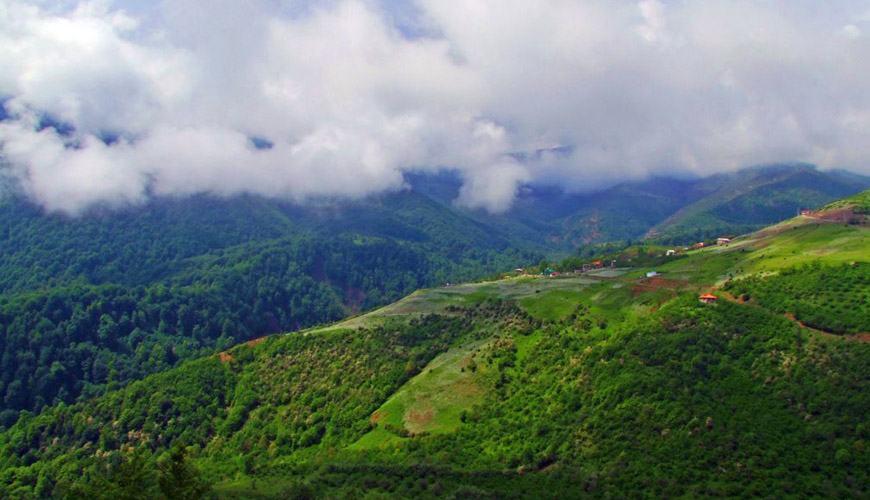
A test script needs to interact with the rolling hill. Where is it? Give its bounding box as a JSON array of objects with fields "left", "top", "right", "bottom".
[
  {"left": 2, "top": 191, "right": 870, "bottom": 498},
  {"left": 646, "top": 164, "right": 870, "bottom": 243}
]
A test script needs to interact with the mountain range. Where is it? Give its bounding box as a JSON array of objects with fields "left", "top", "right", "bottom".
[
  {"left": 0, "top": 164, "right": 869, "bottom": 497},
  {"left": 1, "top": 183, "right": 870, "bottom": 498}
]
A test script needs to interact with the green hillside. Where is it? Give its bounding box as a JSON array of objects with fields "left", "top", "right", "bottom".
[
  {"left": 647, "top": 165, "right": 870, "bottom": 243},
  {"left": 821, "top": 188, "right": 870, "bottom": 215},
  {"left": 6, "top": 164, "right": 860, "bottom": 423},
  {"left": 3, "top": 208, "right": 870, "bottom": 498}
]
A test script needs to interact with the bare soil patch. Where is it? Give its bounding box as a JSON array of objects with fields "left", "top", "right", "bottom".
[
  {"left": 407, "top": 407, "right": 434, "bottom": 427},
  {"left": 246, "top": 337, "right": 266, "bottom": 347},
  {"left": 632, "top": 277, "right": 691, "bottom": 297}
]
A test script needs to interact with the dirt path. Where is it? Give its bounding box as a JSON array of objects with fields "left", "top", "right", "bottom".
[{"left": 714, "top": 288, "right": 870, "bottom": 343}]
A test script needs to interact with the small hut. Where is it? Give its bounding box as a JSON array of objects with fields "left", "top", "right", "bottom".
[{"left": 699, "top": 293, "right": 718, "bottom": 304}]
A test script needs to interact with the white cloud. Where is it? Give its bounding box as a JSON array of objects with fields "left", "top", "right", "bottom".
[
  {"left": 636, "top": 0, "right": 669, "bottom": 46},
  {"left": 2, "top": 0, "right": 870, "bottom": 214},
  {"left": 841, "top": 24, "right": 861, "bottom": 39}
]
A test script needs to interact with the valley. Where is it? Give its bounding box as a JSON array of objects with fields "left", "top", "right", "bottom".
[
  {"left": 3, "top": 3, "right": 870, "bottom": 497},
  {"left": 2, "top": 193, "right": 870, "bottom": 498}
]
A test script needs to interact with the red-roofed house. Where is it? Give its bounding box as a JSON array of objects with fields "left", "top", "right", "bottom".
[{"left": 699, "top": 294, "right": 718, "bottom": 304}]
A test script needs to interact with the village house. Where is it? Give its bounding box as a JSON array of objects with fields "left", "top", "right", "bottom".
[
  {"left": 699, "top": 293, "right": 717, "bottom": 304},
  {"left": 666, "top": 249, "right": 676, "bottom": 256}
]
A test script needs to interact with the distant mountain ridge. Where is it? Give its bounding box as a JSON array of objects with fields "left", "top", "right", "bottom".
[
  {"left": 3, "top": 164, "right": 866, "bottom": 264},
  {"left": 644, "top": 164, "right": 870, "bottom": 242},
  {"left": 408, "top": 164, "right": 870, "bottom": 249}
]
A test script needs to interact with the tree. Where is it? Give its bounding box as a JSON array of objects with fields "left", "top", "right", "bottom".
[
  {"left": 113, "top": 448, "right": 158, "bottom": 500},
  {"left": 59, "top": 449, "right": 157, "bottom": 500},
  {"left": 157, "top": 442, "right": 211, "bottom": 500}
]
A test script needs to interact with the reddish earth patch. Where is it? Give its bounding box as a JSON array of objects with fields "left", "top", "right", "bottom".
[
  {"left": 407, "top": 408, "right": 435, "bottom": 427},
  {"left": 219, "top": 337, "right": 266, "bottom": 362},
  {"left": 449, "top": 378, "right": 484, "bottom": 397},
  {"left": 810, "top": 208, "right": 860, "bottom": 223},
  {"left": 783, "top": 312, "right": 809, "bottom": 329},
  {"left": 344, "top": 287, "right": 366, "bottom": 314},
  {"left": 632, "top": 277, "right": 691, "bottom": 297},
  {"left": 848, "top": 334, "right": 870, "bottom": 343},
  {"left": 371, "top": 411, "right": 387, "bottom": 424}
]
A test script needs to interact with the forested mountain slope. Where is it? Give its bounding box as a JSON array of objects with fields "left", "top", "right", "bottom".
[
  {"left": 0, "top": 189, "right": 541, "bottom": 419},
  {"left": 2, "top": 195, "right": 870, "bottom": 498},
  {"left": 647, "top": 164, "right": 870, "bottom": 242},
  {"left": 0, "top": 165, "right": 866, "bottom": 427}
]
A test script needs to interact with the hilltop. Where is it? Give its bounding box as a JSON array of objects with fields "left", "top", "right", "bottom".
[
  {"left": 2, "top": 196, "right": 870, "bottom": 498},
  {"left": 646, "top": 165, "right": 870, "bottom": 243}
]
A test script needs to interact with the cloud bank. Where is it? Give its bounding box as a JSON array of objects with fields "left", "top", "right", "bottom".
[{"left": 2, "top": 0, "right": 870, "bottom": 213}]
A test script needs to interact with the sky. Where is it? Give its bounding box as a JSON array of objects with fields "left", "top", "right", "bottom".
[{"left": 1, "top": 0, "right": 870, "bottom": 214}]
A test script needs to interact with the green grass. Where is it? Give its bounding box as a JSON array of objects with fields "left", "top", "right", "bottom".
[
  {"left": 324, "top": 276, "right": 598, "bottom": 332},
  {"left": 347, "top": 426, "right": 406, "bottom": 451},
  {"left": 738, "top": 223, "right": 870, "bottom": 272},
  {"left": 513, "top": 329, "right": 543, "bottom": 363},
  {"left": 519, "top": 289, "right": 585, "bottom": 321},
  {"left": 352, "top": 337, "right": 492, "bottom": 445},
  {"left": 214, "top": 477, "right": 300, "bottom": 499},
  {"left": 646, "top": 222, "right": 870, "bottom": 286}
]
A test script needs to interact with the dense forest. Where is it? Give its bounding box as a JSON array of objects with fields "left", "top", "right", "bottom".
[{"left": 0, "top": 192, "right": 539, "bottom": 420}]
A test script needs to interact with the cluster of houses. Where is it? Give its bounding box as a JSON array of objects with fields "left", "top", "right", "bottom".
[
  {"left": 517, "top": 259, "right": 617, "bottom": 278},
  {"left": 664, "top": 237, "right": 732, "bottom": 256},
  {"left": 518, "top": 234, "right": 736, "bottom": 281}
]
